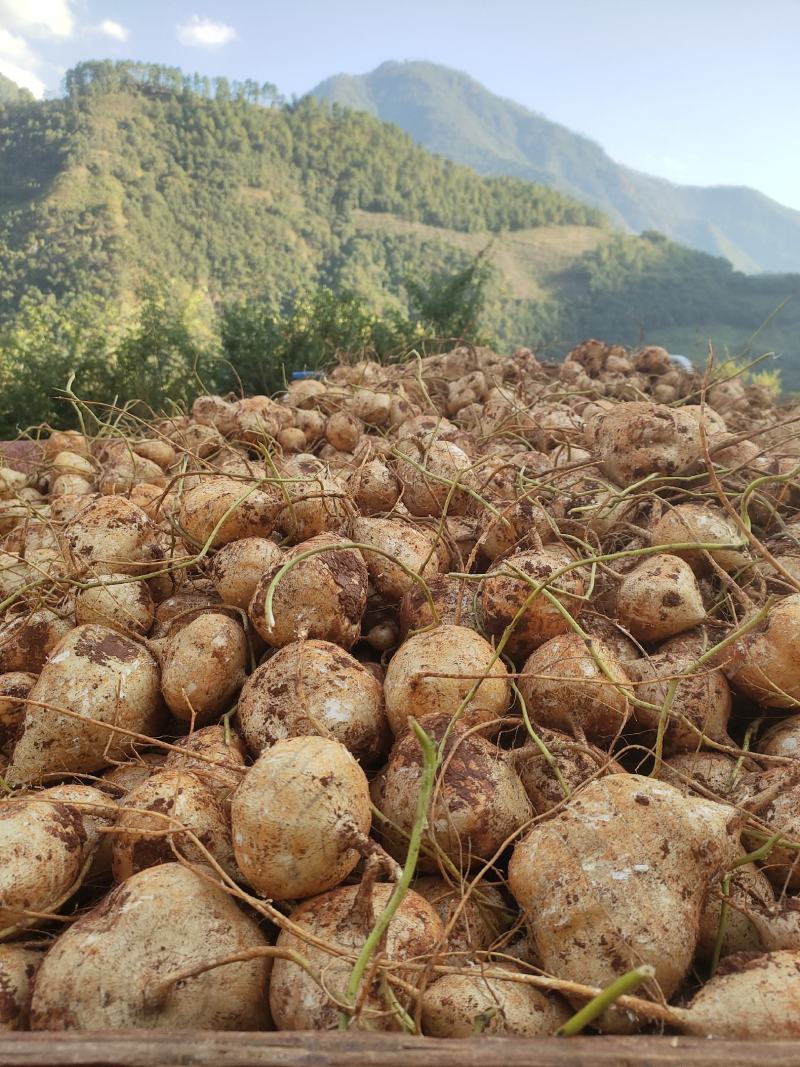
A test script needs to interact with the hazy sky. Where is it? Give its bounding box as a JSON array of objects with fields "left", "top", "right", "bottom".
[{"left": 2, "top": 0, "right": 799, "bottom": 209}]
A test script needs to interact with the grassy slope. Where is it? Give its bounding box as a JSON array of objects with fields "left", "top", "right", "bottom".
[{"left": 353, "top": 210, "right": 800, "bottom": 377}]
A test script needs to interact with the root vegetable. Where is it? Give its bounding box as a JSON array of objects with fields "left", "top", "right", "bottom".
[
  {"left": 49, "top": 470, "right": 93, "bottom": 497},
  {"left": 30, "top": 863, "right": 271, "bottom": 1031},
  {"left": 99, "top": 453, "right": 166, "bottom": 496},
  {"left": 421, "top": 967, "right": 569, "bottom": 1037},
  {"left": 287, "top": 379, "right": 326, "bottom": 409},
  {"left": 745, "top": 771, "right": 800, "bottom": 890},
  {"left": 0, "top": 793, "right": 94, "bottom": 937},
  {"left": 508, "top": 774, "right": 740, "bottom": 1032},
  {"left": 132, "top": 439, "right": 176, "bottom": 470},
  {"left": 163, "top": 724, "right": 246, "bottom": 809},
  {"left": 595, "top": 401, "right": 702, "bottom": 485},
  {"left": 399, "top": 575, "right": 479, "bottom": 637},
  {"left": 395, "top": 438, "right": 474, "bottom": 517},
  {"left": 64, "top": 495, "right": 164, "bottom": 576},
  {"left": 615, "top": 554, "right": 705, "bottom": 642},
  {"left": 479, "top": 547, "right": 587, "bottom": 660},
  {"left": 696, "top": 864, "right": 772, "bottom": 961},
  {"left": 102, "top": 753, "right": 165, "bottom": 795},
  {"left": 294, "top": 408, "right": 326, "bottom": 446},
  {"left": 0, "top": 552, "right": 38, "bottom": 601},
  {"left": 208, "top": 537, "right": 284, "bottom": 612},
  {"left": 350, "top": 388, "right": 392, "bottom": 426},
  {"left": 160, "top": 613, "right": 247, "bottom": 725},
  {"left": 512, "top": 729, "right": 623, "bottom": 814},
  {"left": 348, "top": 457, "right": 400, "bottom": 515},
  {"left": 236, "top": 639, "right": 388, "bottom": 765},
  {"left": 727, "top": 595, "right": 800, "bottom": 707},
  {"left": 0, "top": 670, "right": 36, "bottom": 754},
  {"left": 372, "top": 715, "right": 532, "bottom": 870},
  {"left": 50, "top": 451, "right": 94, "bottom": 480},
  {"left": 650, "top": 504, "right": 745, "bottom": 573},
  {"left": 478, "top": 498, "right": 554, "bottom": 562},
  {"left": 0, "top": 608, "right": 73, "bottom": 673},
  {"left": 756, "top": 714, "right": 800, "bottom": 757},
  {"left": 274, "top": 474, "right": 352, "bottom": 543},
  {"left": 383, "top": 624, "right": 510, "bottom": 736},
  {"left": 659, "top": 751, "right": 745, "bottom": 797},
  {"left": 626, "top": 650, "right": 732, "bottom": 753},
  {"left": 152, "top": 587, "right": 222, "bottom": 637},
  {"left": 178, "top": 477, "right": 281, "bottom": 548},
  {"left": 678, "top": 950, "right": 800, "bottom": 1038},
  {"left": 325, "top": 411, "right": 362, "bottom": 452},
  {"left": 6, "top": 624, "right": 161, "bottom": 785},
  {"left": 112, "top": 768, "right": 235, "bottom": 882},
  {"left": 231, "top": 735, "right": 371, "bottom": 900},
  {"left": 249, "top": 534, "right": 367, "bottom": 649},
  {"left": 412, "top": 875, "right": 513, "bottom": 953},
  {"left": 41, "top": 783, "right": 118, "bottom": 881},
  {"left": 233, "top": 396, "right": 285, "bottom": 443},
  {"left": 190, "top": 394, "right": 237, "bottom": 431},
  {"left": 269, "top": 882, "right": 443, "bottom": 1030},
  {"left": 75, "top": 573, "right": 154, "bottom": 636},
  {"left": 350, "top": 517, "right": 444, "bottom": 601},
  {"left": 518, "top": 633, "right": 631, "bottom": 741},
  {"left": 0, "top": 945, "right": 43, "bottom": 1030}
]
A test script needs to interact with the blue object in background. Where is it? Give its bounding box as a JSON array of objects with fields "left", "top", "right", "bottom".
[
  {"left": 669, "top": 354, "right": 693, "bottom": 372},
  {"left": 291, "top": 370, "right": 324, "bottom": 380}
]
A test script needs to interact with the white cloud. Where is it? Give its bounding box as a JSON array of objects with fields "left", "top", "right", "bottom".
[
  {"left": 96, "top": 19, "right": 128, "bottom": 42},
  {"left": 0, "top": 27, "right": 38, "bottom": 65},
  {"left": 0, "top": 0, "right": 75, "bottom": 38},
  {"left": 0, "top": 26, "right": 45, "bottom": 96},
  {"left": 0, "top": 58, "right": 45, "bottom": 97},
  {"left": 177, "top": 15, "right": 236, "bottom": 48}
]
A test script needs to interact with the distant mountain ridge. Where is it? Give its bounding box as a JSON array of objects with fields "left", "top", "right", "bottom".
[{"left": 311, "top": 61, "right": 800, "bottom": 274}]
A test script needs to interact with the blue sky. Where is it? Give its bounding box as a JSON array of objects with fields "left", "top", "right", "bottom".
[{"left": 1, "top": 0, "right": 799, "bottom": 210}]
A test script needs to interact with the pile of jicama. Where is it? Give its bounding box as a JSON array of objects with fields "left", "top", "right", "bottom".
[{"left": 2, "top": 338, "right": 800, "bottom": 1039}]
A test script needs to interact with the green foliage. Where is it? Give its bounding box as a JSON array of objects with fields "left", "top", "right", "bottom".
[
  {"left": 0, "top": 74, "right": 33, "bottom": 105},
  {"left": 0, "top": 61, "right": 602, "bottom": 323},
  {"left": 312, "top": 60, "right": 800, "bottom": 274},
  {"left": 0, "top": 286, "right": 218, "bottom": 434},
  {"left": 219, "top": 288, "right": 426, "bottom": 396},
  {"left": 561, "top": 233, "right": 800, "bottom": 388},
  {"left": 0, "top": 294, "right": 113, "bottom": 431},
  {"left": 110, "top": 286, "right": 220, "bottom": 416},
  {"left": 0, "top": 251, "right": 495, "bottom": 436},
  {"left": 407, "top": 246, "right": 494, "bottom": 343},
  {"left": 0, "top": 58, "right": 799, "bottom": 431}
]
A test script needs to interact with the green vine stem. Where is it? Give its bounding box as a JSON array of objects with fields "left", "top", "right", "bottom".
[
  {"left": 709, "top": 873, "right": 731, "bottom": 978},
  {"left": 556, "top": 964, "right": 656, "bottom": 1036},
  {"left": 338, "top": 718, "right": 438, "bottom": 1030}
]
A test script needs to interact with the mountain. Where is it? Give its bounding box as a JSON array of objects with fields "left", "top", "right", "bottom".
[
  {"left": 311, "top": 61, "right": 800, "bottom": 275},
  {"left": 0, "top": 59, "right": 799, "bottom": 402}
]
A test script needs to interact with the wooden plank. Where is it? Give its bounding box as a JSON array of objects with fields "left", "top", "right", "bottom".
[{"left": 0, "top": 1032, "right": 796, "bottom": 1067}]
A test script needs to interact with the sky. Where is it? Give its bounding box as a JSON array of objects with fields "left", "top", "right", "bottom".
[{"left": 1, "top": 0, "right": 799, "bottom": 209}]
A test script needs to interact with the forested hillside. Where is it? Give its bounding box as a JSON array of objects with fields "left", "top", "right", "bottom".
[
  {"left": 0, "top": 73, "right": 31, "bottom": 104},
  {"left": 0, "top": 60, "right": 798, "bottom": 436},
  {"left": 312, "top": 61, "right": 800, "bottom": 274},
  {"left": 0, "top": 60, "right": 598, "bottom": 316}
]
